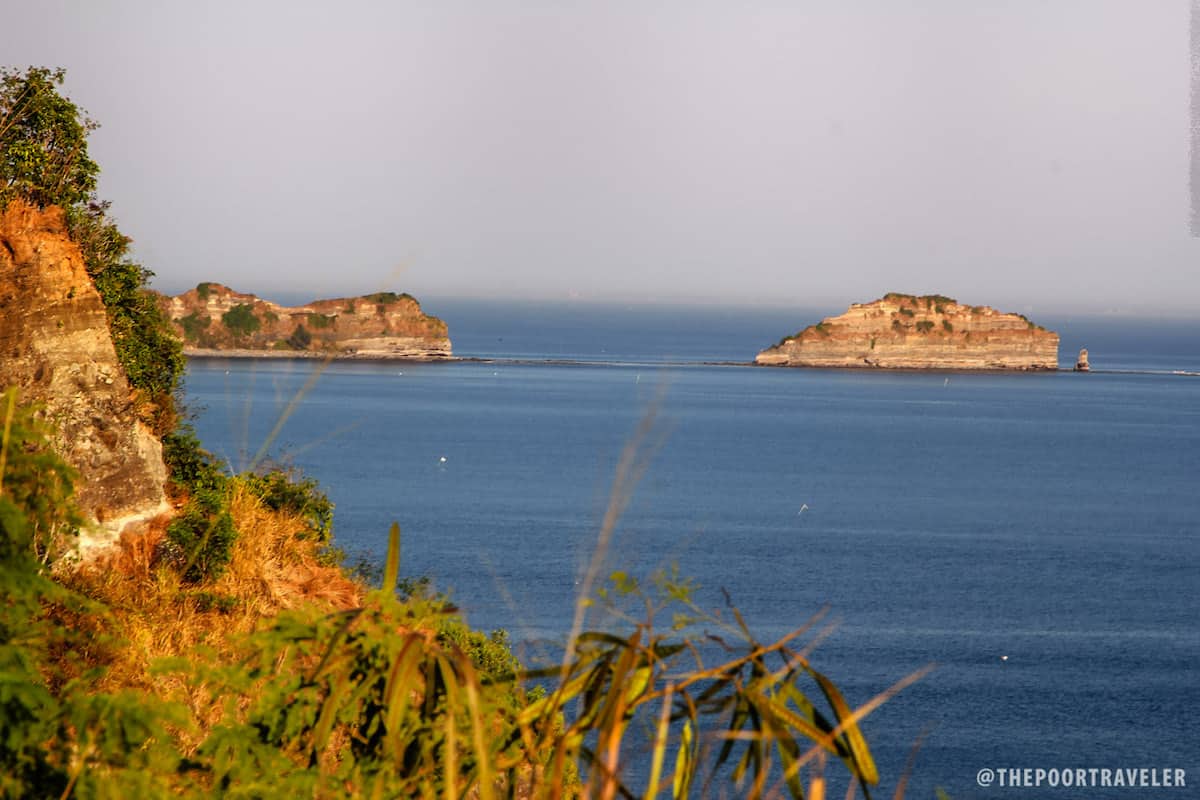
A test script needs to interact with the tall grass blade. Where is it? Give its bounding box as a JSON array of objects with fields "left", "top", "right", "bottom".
[
  {"left": 644, "top": 683, "right": 674, "bottom": 798},
  {"left": 804, "top": 667, "right": 878, "bottom": 785},
  {"left": 382, "top": 522, "right": 401, "bottom": 593},
  {"left": 0, "top": 388, "right": 15, "bottom": 495}
]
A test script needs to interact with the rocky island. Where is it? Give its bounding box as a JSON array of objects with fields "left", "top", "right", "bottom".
[
  {"left": 756, "top": 293, "right": 1059, "bottom": 370},
  {"left": 160, "top": 283, "right": 452, "bottom": 360}
]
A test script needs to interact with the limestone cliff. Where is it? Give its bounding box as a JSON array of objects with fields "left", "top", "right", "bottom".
[
  {"left": 0, "top": 200, "right": 169, "bottom": 547},
  {"left": 160, "top": 284, "right": 452, "bottom": 359},
  {"left": 756, "top": 293, "right": 1059, "bottom": 370}
]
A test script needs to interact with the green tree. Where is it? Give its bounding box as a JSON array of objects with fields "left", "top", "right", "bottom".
[
  {"left": 0, "top": 67, "right": 99, "bottom": 209},
  {"left": 222, "top": 304, "right": 261, "bottom": 338},
  {"left": 1, "top": 67, "right": 185, "bottom": 434},
  {"left": 286, "top": 324, "right": 312, "bottom": 350}
]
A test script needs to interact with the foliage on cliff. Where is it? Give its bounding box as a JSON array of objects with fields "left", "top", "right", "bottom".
[{"left": 1, "top": 67, "right": 184, "bottom": 434}]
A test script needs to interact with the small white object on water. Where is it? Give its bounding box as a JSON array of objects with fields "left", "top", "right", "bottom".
[
  {"left": 1000, "top": 655, "right": 1009, "bottom": 661},
  {"left": 398, "top": 371, "right": 403, "bottom": 375},
  {"left": 439, "top": 456, "right": 447, "bottom": 463},
  {"left": 798, "top": 504, "right": 809, "bottom": 514}
]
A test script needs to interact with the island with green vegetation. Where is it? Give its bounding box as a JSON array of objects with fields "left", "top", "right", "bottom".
[
  {"left": 1, "top": 66, "right": 898, "bottom": 798},
  {"left": 757, "top": 292, "right": 1060, "bottom": 370},
  {"left": 160, "top": 283, "right": 453, "bottom": 360}
]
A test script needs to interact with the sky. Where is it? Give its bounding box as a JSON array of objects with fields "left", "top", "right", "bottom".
[{"left": 4, "top": 1, "right": 1198, "bottom": 316}]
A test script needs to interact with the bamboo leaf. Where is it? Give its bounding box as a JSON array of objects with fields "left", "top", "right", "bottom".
[
  {"left": 382, "top": 522, "right": 402, "bottom": 593},
  {"left": 672, "top": 719, "right": 694, "bottom": 800},
  {"left": 804, "top": 666, "right": 878, "bottom": 786}
]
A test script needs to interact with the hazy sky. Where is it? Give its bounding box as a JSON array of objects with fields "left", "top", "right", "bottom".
[{"left": 5, "top": 1, "right": 1198, "bottom": 314}]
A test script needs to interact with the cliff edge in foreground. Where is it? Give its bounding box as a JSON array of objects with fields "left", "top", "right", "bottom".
[
  {"left": 161, "top": 284, "right": 452, "bottom": 359},
  {"left": 0, "top": 200, "right": 170, "bottom": 544},
  {"left": 757, "top": 293, "right": 1059, "bottom": 370}
]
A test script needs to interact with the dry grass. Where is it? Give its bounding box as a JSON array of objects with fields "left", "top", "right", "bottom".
[{"left": 56, "top": 482, "right": 364, "bottom": 727}]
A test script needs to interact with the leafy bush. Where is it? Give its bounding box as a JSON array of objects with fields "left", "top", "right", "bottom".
[
  {"left": 0, "top": 389, "right": 81, "bottom": 566},
  {"left": 943, "top": 319, "right": 954, "bottom": 332},
  {"left": 306, "top": 313, "right": 335, "bottom": 330},
  {"left": 0, "top": 67, "right": 99, "bottom": 209},
  {"left": 916, "top": 320, "right": 935, "bottom": 333},
  {"left": 286, "top": 324, "right": 312, "bottom": 350},
  {"left": 162, "top": 425, "right": 227, "bottom": 495},
  {"left": 239, "top": 467, "right": 333, "bottom": 543},
  {"left": 365, "top": 291, "right": 414, "bottom": 306},
  {"left": 898, "top": 307, "right": 915, "bottom": 318},
  {"left": 222, "top": 304, "right": 260, "bottom": 338},
  {"left": 163, "top": 487, "right": 237, "bottom": 583},
  {"left": 178, "top": 311, "right": 210, "bottom": 341},
  {"left": 195, "top": 282, "right": 215, "bottom": 300}
]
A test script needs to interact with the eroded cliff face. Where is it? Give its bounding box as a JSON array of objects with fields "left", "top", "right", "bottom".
[
  {"left": 0, "top": 200, "right": 169, "bottom": 548},
  {"left": 161, "top": 284, "right": 452, "bottom": 359},
  {"left": 756, "top": 294, "right": 1059, "bottom": 370}
]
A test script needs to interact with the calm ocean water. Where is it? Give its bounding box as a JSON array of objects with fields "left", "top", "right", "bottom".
[{"left": 184, "top": 302, "right": 1199, "bottom": 799}]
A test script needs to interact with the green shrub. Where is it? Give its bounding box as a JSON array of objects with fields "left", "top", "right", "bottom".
[
  {"left": 239, "top": 467, "right": 333, "bottom": 543},
  {"left": 0, "top": 67, "right": 99, "bottom": 209},
  {"left": 162, "top": 425, "right": 227, "bottom": 495},
  {"left": 286, "top": 324, "right": 312, "bottom": 350},
  {"left": 0, "top": 389, "right": 82, "bottom": 566},
  {"left": 365, "top": 291, "right": 414, "bottom": 306},
  {"left": 943, "top": 319, "right": 954, "bottom": 332},
  {"left": 164, "top": 487, "right": 237, "bottom": 583},
  {"left": 899, "top": 307, "right": 915, "bottom": 318},
  {"left": 222, "top": 304, "right": 260, "bottom": 338},
  {"left": 916, "top": 320, "right": 934, "bottom": 333},
  {"left": 178, "top": 311, "right": 209, "bottom": 341},
  {"left": 195, "top": 282, "right": 215, "bottom": 300},
  {"left": 306, "top": 313, "right": 335, "bottom": 330}
]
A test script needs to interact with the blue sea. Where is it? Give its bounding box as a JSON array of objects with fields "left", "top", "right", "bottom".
[{"left": 184, "top": 301, "right": 1200, "bottom": 799}]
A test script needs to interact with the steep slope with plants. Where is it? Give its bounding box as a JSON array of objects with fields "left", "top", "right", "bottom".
[
  {"left": 162, "top": 283, "right": 452, "bottom": 359},
  {"left": 0, "top": 200, "right": 170, "bottom": 546},
  {"left": 757, "top": 292, "right": 1059, "bottom": 369},
  {"left": 0, "top": 66, "right": 911, "bottom": 799}
]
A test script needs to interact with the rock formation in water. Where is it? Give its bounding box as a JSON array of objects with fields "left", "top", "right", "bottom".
[
  {"left": 756, "top": 293, "right": 1059, "bottom": 370},
  {"left": 0, "top": 200, "right": 170, "bottom": 547},
  {"left": 160, "top": 284, "right": 452, "bottom": 359},
  {"left": 1074, "top": 348, "right": 1090, "bottom": 372}
]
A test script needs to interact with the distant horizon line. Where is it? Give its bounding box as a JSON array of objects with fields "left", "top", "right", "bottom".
[{"left": 151, "top": 280, "right": 1198, "bottom": 321}]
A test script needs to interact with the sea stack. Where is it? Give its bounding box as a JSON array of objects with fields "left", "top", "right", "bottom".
[
  {"left": 756, "top": 293, "right": 1059, "bottom": 370},
  {"left": 1074, "top": 348, "right": 1090, "bottom": 372}
]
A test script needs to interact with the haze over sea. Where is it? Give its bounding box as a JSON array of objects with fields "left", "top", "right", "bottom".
[{"left": 185, "top": 301, "right": 1199, "bottom": 799}]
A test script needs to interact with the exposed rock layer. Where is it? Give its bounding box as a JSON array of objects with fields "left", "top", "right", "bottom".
[
  {"left": 160, "top": 284, "right": 452, "bottom": 359},
  {"left": 756, "top": 293, "right": 1059, "bottom": 370},
  {"left": 0, "top": 200, "right": 169, "bottom": 546}
]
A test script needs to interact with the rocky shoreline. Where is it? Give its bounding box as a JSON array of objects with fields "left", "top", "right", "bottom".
[{"left": 182, "top": 347, "right": 456, "bottom": 362}]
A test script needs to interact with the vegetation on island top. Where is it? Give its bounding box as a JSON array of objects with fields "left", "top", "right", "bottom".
[{"left": 2, "top": 67, "right": 919, "bottom": 797}]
